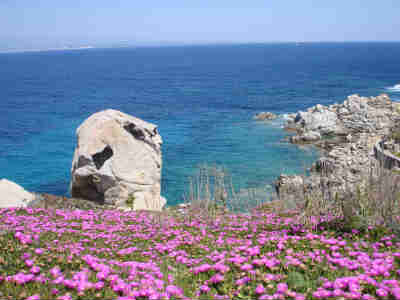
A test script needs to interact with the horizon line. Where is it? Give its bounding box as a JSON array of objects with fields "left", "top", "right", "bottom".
[{"left": 1, "top": 40, "right": 400, "bottom": 54}]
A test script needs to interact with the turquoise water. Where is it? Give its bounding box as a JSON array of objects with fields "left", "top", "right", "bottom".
[{"left": 1, "top": 43, "right": 400, "bottom": 206}]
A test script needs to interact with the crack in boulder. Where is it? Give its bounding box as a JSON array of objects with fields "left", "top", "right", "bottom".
[
  {"left": 123, "top": 122, "right": 160, "bottom": 153},
  {"left": 92, "top": 145, "right": 113, "bottom": 170},
  {"left": 124, "top": 123, "right": 145, "bottom": 141}
]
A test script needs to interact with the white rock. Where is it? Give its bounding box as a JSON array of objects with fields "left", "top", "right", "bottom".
[
  {"left": 313, "top": 104, "right": 325, "bottom": 113},
  {"left": 290, "top": 131, "right": 321, "bottom": 143},
  {"left": 294, "top": 110, "right": 338, "bottom": 133},
  {"left": 303, "top": 131, "right": 321, "bottom": 141},
  {"left": 0, "top": 179, "right": 35, "bottom": 208},
  {"left": 70, "top": 109, "right": 165, "bottom": 211}
]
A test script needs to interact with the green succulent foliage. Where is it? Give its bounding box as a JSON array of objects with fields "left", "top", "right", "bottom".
[
  {"left": 126, "top": 194, "right": 136, "bottom": 209},
  {"left": 287, "top": 271, "right": 308, "bottom": 291}
]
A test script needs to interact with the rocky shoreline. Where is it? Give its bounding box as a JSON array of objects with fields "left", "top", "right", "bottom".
[
  {"left": 274, "top": 93, "right": 400, "bottom": 205},
  {"left": 2, "top": 94, "right": 400, "bottom": 212}
]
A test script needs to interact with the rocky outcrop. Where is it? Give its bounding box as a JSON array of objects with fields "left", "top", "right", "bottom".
[
  {"left": 276, "top": 134, "right": 379, "bottom": 203},
  {"left": 290, "top": 131, "right": 321, "bottom": 143},
  {"left": 0, "top": 179, "right": 36, "bottom": 208},
  {"left": 374, "top": 140, "right": 400, "bottom": 171},
  {"left": 276, "top": 94, "right": 400, "bottom": 203},
  {"left": 254, "top": 112, "right": 277, "bottom": 121},
  {"left": 293, "top": 106, "right": 339, "bottom": 134},
  {"left": 286, "top": 94, "right": 397, "bottom": 143},
  {"left": 70, "top": 109, "right": 165, "bottom": 211},
  {"left": 274, "top": 174, "right": 304, "bottom": 208}
]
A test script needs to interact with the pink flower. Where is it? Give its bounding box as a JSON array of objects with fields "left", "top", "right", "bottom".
[
  {"left": 94, "top": 281, "right": 104, "bottom": 290},
  {"left": 193, "top": 264, "right": 212, "bottom": 275},
  {"left": 50, "top": 266, "right": 61, "bottom": 277},
  {"left": 214, "top": 263, "right": 230, "bottom": 273},
  {"left": 13, "top": 272, "right": 34, "bottom": 284},
  {"left": 26, "top": 295, "right": 40, "bottom": 300},
  {"left": 255, "top": 284, "right": 265, "bottom": 294},
  {"left": 235, "top": 277, "right": 250, "bottom": 286},
  {"left": 34, "top": 248, "right": 44, "bottom": 255},
  {"left": 30, "top": 266, "right": 41, "bottom": 274},
  {"left": 276, "top": 283, "right": 288, "bottom": 294},
  {"left": 376, "top": 288, "right": 388, "bottom": 298},
  {"left": 209, "top": 274, "right": 224, "bottom": 284},
  {"left": 294, "top": 294, "right": 305, "bottom": 300},
  {"left": 392, "top": 288, "right": 400, "bottom": 300},
  {"left": 200, "top": 285, "right": 210, "bottom": 293},
  {"left": 240, "top": 263, "right": 253, "bottom": 271},
  {"left": 333, "top": 289, "right": 342, "bottom": 297},
  {"left": 52, "top": 276, "right": 64, "bottom": 285},
  {"left": 51, "top": 288, "right": 59, "bottom": 295},
  {"left": 347, "top": 291, "right": 362, "bottom": 299},
  {"left": 166, "top": 285, "right": 183, "bottom": 297},
  {"left": 96, "top": 271, "right": 108, "bottom": 280},
  {"left": 25, "top": 259, "right": 34, "bottom": 267}
]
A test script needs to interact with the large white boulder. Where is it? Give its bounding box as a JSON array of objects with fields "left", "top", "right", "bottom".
[
  {"left": 0, "top": 179, "right": 35, "bottom": 208},
  {"left": 70, "top": 109, "right": 165, "bottom": 211}
]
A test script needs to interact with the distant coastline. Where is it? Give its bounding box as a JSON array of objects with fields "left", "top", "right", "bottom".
[
  {"left": 2, "top": 40, "right": 400, "bottom": 54},
  {"left": 0, "top": 45, "right": 94, "bottom": 54}
]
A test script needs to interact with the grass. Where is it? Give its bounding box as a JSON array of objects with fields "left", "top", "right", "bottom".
[{"left": 0, "top": 205, "right": 399, "bottom": 300}]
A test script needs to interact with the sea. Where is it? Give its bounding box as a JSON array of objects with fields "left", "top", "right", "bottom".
[{"left": 1, "top": 42, "right": 400, "bottom": 207}]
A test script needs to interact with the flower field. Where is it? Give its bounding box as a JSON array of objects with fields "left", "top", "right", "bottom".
[{"left": 0, "top": 206, "right": 399, "bottom": 300}]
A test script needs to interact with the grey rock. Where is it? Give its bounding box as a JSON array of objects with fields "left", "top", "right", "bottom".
[
  {"left": 277, "top": 93, "right": 400, "bottom": 206},
  {"left": 275, "top": 174, "right": 304, "bottom": 201},
  {"left": 290, "top": 131, "right": 321, "bottom": 143},
  {"left": 294, "top": 109, "right": 338, "bottom": 134}
]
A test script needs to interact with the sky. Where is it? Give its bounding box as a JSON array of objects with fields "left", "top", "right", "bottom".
[{"left": 1, "top": 0, "right": 400, "bottom": 50}]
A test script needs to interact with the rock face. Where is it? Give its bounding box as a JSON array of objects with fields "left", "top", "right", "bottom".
[
  {"left": 0, "top": 179, "right": 36, "bottom": 208},
  {"left": 286, "top": 94, "right": 396, "bottom": 143},
  {"left": 294, "top": 108, "right": 338, "bottom": 134},
  {"left": 275, "top": 134, "right": 380, "bottom": 204},
  {"left": 70, "top": 109, "right": 165, "bottom": 211},
  {"left": 254, "top": 112, "right": 277, "bottom": 121},
  {"left": 274, "top": 174, "right": 304, "bottom": 208},
  {"left": 290, "top": 131, "right": 321, "bottom": 143},
  {"left": 276, "top": 93, "right": 400, "bottom": 203}
]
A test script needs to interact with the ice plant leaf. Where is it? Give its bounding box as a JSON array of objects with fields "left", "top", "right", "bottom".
[{"left": 287, "top": 271, "right": 307, "bottom": 291}]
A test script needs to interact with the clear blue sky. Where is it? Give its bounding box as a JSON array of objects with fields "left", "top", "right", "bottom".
[{"left": 1, "top": 0, "right": 399, "bottom": 49}]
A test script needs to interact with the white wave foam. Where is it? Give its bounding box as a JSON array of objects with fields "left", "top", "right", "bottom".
[{"left": 387, "top": 84, "right": 400, "bottom": 92}]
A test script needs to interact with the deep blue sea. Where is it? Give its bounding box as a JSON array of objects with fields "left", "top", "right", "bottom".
[{"left": 1, "top": 43, "right": 400, "bottom": 206}]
